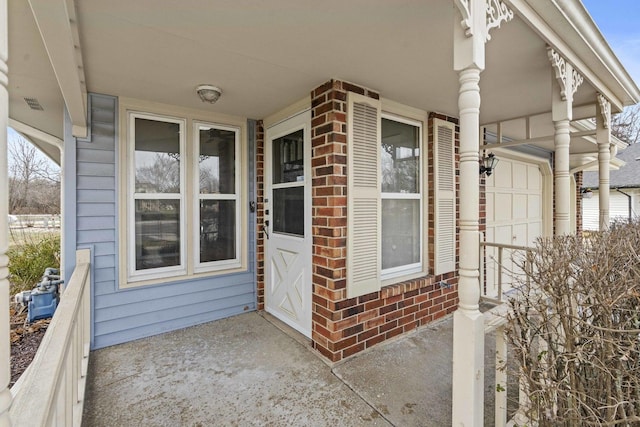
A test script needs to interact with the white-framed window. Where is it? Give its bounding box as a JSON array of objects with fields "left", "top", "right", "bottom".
[
  {"left": 347, "top": 94, "right": 430, "bottom": 298},
  {"left": 380, "top": 114, "right": 423, "bottom": 280},
  {"left": 128, "top": 112, "right": 186, "bottom": 281},
  {"left": 194, "top": 121, "right": 241, "bottom": 272},
  {"left": 125, "top": 110, "right": 244, "bottom": 284}
]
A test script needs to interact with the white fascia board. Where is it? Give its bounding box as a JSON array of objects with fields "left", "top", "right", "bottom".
[
  {"left": 29, "top": 0, "right": 87, "bottom": 138},
  {"left": 506, "top": 0, "right": 638, "bottom": 111}
]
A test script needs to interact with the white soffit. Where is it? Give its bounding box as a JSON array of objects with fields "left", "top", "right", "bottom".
[
  {"left": 8, "top": 0, "right": 64, "bottom": 140},
  {"left": 8, "top": 0, "right": 638, "bottom": 142},
  {"left": 29, "top": 0, "right": 87, "bottom": 137},
  {"left": 74, "top": 0, "right": 576, "bottom": 124},
  {"left": 74, "top": 0, "right": 460, "bottom": 120}
]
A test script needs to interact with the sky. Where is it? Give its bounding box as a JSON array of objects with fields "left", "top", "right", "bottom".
[{"left": 582, "top": 0, "right": 640, "bottom": 86}]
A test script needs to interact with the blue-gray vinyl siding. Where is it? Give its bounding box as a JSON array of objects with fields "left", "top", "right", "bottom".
[{"left": 65, "top": 94, "right": 257, "bottom": 349}]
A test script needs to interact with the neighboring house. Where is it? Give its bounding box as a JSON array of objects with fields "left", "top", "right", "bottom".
[
  {"left": 582, "top": 142, "right": 640, "bottom": 230},
  {"left": 2, "top": 1, "right": 639, "bottom": 424}
]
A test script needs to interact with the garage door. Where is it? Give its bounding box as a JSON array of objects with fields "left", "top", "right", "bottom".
[{"left": 484, "top": 157, "right": 543, "bottom": 298}]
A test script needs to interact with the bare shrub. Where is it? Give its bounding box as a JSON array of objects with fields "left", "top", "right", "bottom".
[{"left": 505, "top": 220, "right": 640, "bottom": 426}]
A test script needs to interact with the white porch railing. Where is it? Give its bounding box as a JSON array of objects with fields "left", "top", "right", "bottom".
[
  {"left": 9, "top": 249, "right": 91, "bottom": 426},
  {"left": 484, "top": 304, "right": 510, "bottom": 427},
  {"left": 480, "top": 241, "right": 534, "bottom": 304},
  {"left": 481, "top": 242, "right": 535, "bottom": 427}
]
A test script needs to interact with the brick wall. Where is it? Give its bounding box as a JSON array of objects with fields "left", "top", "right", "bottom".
[
  {"left": 256, "top": 121, "right": 265, "bottom": 309},
  {"left": 551, "top": 152, "right": 556, "bottom": 236},
  {"left": 309, "top": 80, "right": 460, "bottom": 362},
  {"left": 575, "top": 171, "right": 583, "bottom": 234},
  {"left": 478, "top": 132, "right": 488, "bottom": 296}
]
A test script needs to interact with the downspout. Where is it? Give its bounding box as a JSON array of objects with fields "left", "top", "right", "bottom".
[{"left": 614, "top": 188, "right": 632, "bottom": 222}]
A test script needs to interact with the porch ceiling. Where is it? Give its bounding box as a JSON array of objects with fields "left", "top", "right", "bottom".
[{"left": 7, "top": 0, "right": 638, "bottom": 154}]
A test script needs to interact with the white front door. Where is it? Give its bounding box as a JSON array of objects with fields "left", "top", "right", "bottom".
[{"left": 264, "top": 111, "right": 312, "bottom": 337}]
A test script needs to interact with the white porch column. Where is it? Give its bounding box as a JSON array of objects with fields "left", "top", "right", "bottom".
[
  {"left": 549, "top": 48, "right": 583, "bottom": 236},
  {"left": 0, "top": 1, "right": 12, "bottom": 425},
  {"left": 596, "top": 94, "right": 611, "bottom": 230},
  {"left": 451, "top": 1, "right": 512, "bottom": 424},
  {"left": 452, "top": 3, "right": 485, "bottom": 423},
  {"left": 554, "top": 119, "right": 571, "bottom": 235},
  {"left": 452, "top": 66, "right": 484, "bottom": 426}
]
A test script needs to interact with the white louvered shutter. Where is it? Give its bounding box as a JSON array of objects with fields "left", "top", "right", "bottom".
[
  {"left": 347, "top": 93, "right": 381, "bottom": 298},
  {"left": 433, "top": 118, "right": 456, "bottom": 275}
]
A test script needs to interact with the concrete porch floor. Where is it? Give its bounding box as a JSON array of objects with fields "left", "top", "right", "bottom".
[{"left": 82, "top": 312, "right": 505, "bottom": 426}]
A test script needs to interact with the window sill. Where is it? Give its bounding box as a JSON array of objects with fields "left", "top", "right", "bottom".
[
  {"left": 120, "top": 265, "right": 248, "bottom": 290},
  {"left": 381, "top": 270, "right": 425, "bottom": 289},
  {"left": 380, "top": 271, "right": 449, "bottom": 299}
]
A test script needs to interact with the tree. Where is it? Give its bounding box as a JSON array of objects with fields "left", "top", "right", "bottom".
[
  {"left": 8, "top": 133, "right": 60, "bottom": 214},
  {"left": 611, "top": 104, "right": 640, "bottom": 145},
  {"left": 135, "top": 153, "right": 180, "bottom": 193}
]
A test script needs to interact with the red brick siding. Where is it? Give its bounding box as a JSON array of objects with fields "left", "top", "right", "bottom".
[
  {"left": 479, "top": 129, "right": 488, "bottom": 295},
  {"left": 309, "top": 80, "right": 460, "bottom": 362},
  {"left": 551, "top": 152, "right": 556, "bottom": 236},
  {"left": 575, "top": 171, "right": 583, "bottom": 234},
  {"left": 256, "top": 121, "right": 265, "bottom": 310}
]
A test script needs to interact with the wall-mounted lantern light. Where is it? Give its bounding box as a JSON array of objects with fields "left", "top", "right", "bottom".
[{"left": 480, "top": 153, "right": 499, "bottom": 176}]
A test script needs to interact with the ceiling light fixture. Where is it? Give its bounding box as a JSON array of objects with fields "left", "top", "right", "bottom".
[{"left": 196, "top": 84, "right": 222, "bottom": 104}]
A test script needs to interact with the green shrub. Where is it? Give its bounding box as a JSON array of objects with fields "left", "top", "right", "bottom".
[{"left": 8, "top": 231, "right": 60, "bottom": 294}]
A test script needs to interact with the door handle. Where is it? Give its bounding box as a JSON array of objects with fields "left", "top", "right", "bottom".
[{"left": 263, "top": 220, "right": 270, "bottom": 240}]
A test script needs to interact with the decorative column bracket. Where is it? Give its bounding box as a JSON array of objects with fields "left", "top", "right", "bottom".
[
  {"left": 597, "top": 93, "right": 611, "bottom": 129},
  {"left": 454, "top": 0, "right": 514, "bottom": 41},
  {"left": 454, "top": 0, "right": 473, "bottom": 37},
  {"left": 486, "top": 0, "right": 514, "bottom": 40},
  {"left": 548, "top": 47, "right": 584, "bottom": 102}
]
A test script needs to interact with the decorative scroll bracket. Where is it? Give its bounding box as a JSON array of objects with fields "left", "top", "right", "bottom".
[
  {"left": 548, "top": 47, "right": 583, "bottom": 102},
  {"left": 572, "top": 68, "right": 584, "bottom": 96},
  {"left": 486, "top": 0, "right": 514, "bottom": 41},
  {"left": 597, "top": 93, "right": 611, "bottom": 129},
  {"left": 454, "top": 0, "right": 473, "bottom": 37},
  {"left": 455, "top": 0, "right": 514, "bottom": 40}
]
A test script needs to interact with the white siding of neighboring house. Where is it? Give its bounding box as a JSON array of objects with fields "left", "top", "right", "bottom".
[{"left": 582, "top": 190, "right": 638, "bottom": 231}]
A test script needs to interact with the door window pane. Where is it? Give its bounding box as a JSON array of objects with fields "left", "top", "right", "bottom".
[
  {"left": 273, "top": 187, "right": 304, "bottom": 236},
  {"left": 135, "top": 199, "right": 181, "bottom": 270},
  {"left": 134, "top": 118, "right": 181, "bottom": 193},
  {"left": 381, "top": 118, "right": 419, "bottom": 194},
  {"left": 381, "top": 198, "right": 420, "bottom": 270},
  {"left": 272, "top": 130, "right": 304, "bottom": 184},
  {"left": 199, "top": 127, "right": 236, "bottom": 194},
  {"left": 200, "top": 200, "right": 236, "bottom": 262}
]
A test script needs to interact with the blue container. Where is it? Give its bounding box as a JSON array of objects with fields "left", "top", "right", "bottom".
[{"left": 27, "top": 287, "right": 58, "bottom": 323}]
